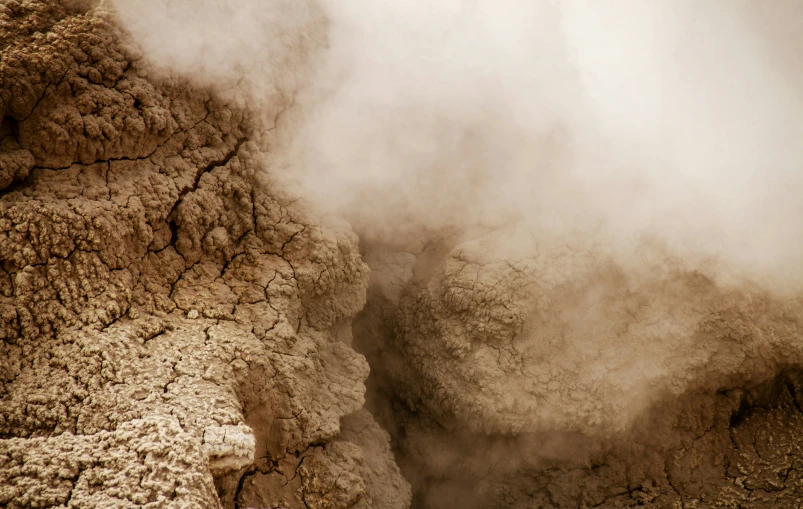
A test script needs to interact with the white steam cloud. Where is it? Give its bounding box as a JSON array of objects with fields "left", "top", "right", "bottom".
[{"left": 114, "top": 0, "right": 803, "bottom": 293}]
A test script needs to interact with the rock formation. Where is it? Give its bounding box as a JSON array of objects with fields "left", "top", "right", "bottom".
[
  {"left": 0, "top": 2, "right": 410, "bottom": 507},
  {"left": 357, "top": 229, "right": 803, "bottom": 508}
]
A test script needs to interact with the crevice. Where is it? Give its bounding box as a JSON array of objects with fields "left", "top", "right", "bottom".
[
  {"left": 166, "top": 135, "right": 248, "bottom": 225},
  {"left": 168, "top": 219, "right": 179, "bottom": 247},
  {"left": 0, "top": 114, "right": 20, "bottom": 143},
  {"left": 233, "top": 469, "right": 256, "bottom": 509}
]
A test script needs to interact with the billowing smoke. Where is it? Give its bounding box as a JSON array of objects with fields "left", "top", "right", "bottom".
[{"left": 114, "top": 0, "right": 803, "bottom": 295}]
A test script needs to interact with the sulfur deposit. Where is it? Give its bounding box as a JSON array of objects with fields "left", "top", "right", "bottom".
[{"left": 3, "top": 1, "right": 803, "bottom": 509}]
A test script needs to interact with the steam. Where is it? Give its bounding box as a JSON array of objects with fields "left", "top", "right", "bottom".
[
  {"left": 111, "top": 0, "right": 326, "bottom": 111},
  {"left": 110, "top": 2, "right": 803, "bottom": 504},
  {"left": 114, "top": 0, "right": 803, "bottom": 294}
]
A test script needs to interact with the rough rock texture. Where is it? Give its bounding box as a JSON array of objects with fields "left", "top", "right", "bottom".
[
  {"left": 371, "top": 227, "right": 803, "bottom": 435},
  {"left": 356, "top": 225, "right": 803, "bottom": 508},
  {"left": 235, "top": 410, "right": 411, "bottom": 509},
  {"left": 381, "top": 371, "right": 803, "bottom": 508},
  {"left": 0, "top": 2, "right": 410, "bottom": 508}
]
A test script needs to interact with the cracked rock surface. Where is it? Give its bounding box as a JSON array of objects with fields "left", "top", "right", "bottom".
[
  {"left": 0, "top": 2, "right": 410, "bottom": 508},
  {"left": 357, "top": 225, "right": 803, "bottom": 508}
]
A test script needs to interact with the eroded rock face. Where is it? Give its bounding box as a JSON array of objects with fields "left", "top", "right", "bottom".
[{"left": 0, "top": 2, "right": 410, "bottom": 508}]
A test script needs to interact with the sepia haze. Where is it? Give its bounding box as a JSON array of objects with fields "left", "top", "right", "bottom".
[
  {"left": 5, "top": 2, "right": 803, "bottom": 508},
  {"left": 108, "top": 2, "right": 803, "bottom": 505},
  {"left": 114, "top": 0, "right": 803, "bottom": 295}
]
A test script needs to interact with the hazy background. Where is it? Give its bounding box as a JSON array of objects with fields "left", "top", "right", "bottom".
[{"left": 114, "top": 0, "right": 803, "bottom": 292}]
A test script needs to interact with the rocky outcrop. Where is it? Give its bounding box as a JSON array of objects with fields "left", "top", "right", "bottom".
[
  {"left": 357, "top": 225, "right": 803, "bottom": 508},
  {"left": 0, "top": 2, "right": 410, "bottom": 508}
]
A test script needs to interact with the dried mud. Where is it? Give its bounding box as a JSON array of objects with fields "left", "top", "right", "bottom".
[{"left": 0, "top": 2, "right": 408, "bottom": 508}]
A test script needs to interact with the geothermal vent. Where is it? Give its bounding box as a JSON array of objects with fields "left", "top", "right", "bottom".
[{"left": 2, "top": 1, "right": 803, "bottom": 508}]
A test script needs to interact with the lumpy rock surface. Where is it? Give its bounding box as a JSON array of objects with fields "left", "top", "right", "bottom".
[
  {"left": 358, "top": 227, "right": 803, "bottom": 508},
  {"left": 0, "top": 2, "right": 410, "bottom": 508}
]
